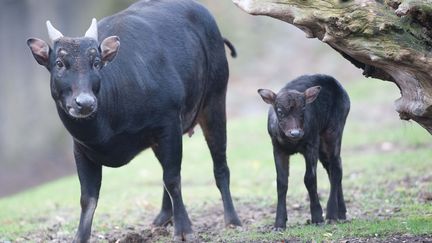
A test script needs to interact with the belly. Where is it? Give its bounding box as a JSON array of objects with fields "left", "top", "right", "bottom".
[{"left": 77, "top": 131, "right": 156, "bottom": 168}]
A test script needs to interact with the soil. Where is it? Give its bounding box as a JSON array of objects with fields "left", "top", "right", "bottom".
[
  {"left": 15, "top": 190, "right": 432, "bottom": 243},
  {"left": 5, "top": 139, "right": 431, "bottom": 242}
]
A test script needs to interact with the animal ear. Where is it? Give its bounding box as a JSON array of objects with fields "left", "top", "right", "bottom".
[
  {"left": 100, "top": 36, "right": 120, "bottom": 63},
  {"left": 27, "top": 38, "right": 50, "bottom": 67},
  {"left": 258, "top": 89, "right": 276, "bottom": 105},
  {"left": 304, "top": 86, "right": 321, "bottom": 104}
]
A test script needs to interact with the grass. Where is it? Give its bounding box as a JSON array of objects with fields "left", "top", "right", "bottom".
[
  {"left": 0, "top": 78, "right": 431, "bottom": 242},
  {"left": 217, "top": 217, "right": 431, "bottom": 242}
]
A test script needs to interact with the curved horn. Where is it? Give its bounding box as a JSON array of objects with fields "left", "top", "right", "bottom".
[
  {"left": 46, "top": 20, "right": 64, "bottom": 43},
  {"left": 84, "top": 18, "right": 98, "bottom": 41}
]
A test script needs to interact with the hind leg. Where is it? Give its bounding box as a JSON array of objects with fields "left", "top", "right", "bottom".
[
  {"left": 198, "top": 93, "right": 241, "bottom": 227},
  {"left": 319, "top": 129, "right": 347, "bottom": 222}
]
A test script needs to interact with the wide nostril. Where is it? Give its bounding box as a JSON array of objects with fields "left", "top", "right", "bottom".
[
  {"left": 75, "top": 98, "right": 82, "bottom": 108},
  {"left": 290, "top": 129, "right": 301, "bottom": 137},
  {"left": 75, "top": 94, "right": 95, "bottom": 110}
]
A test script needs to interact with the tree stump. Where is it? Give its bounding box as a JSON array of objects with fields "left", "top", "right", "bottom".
[{"left": 233, "top": 0, "right": 432, "bottom": 134}]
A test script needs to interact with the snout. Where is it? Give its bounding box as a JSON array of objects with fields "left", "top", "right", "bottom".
[
  {"left": 67, "top": 93, "right": 97, "bottom": 118},
  {"left": 284, "top": 129, "right": 304, "bottom": 140}
]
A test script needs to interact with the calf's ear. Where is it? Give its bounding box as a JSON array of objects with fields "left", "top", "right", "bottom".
[
  {"left": 258, "top": 89, "right": 276, "bottom": 105},
  {"left": 305, "top": 86, "right": 321, "bottom": 104},
  {"left": 27, "top": 38, "right": 50, "bottom": 67},
  {"left": 100, "top": 36, "right": 120, "bottom": 63}
]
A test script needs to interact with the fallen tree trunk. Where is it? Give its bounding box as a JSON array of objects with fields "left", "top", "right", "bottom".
[{"left": 233, "top": 0, "right": 432, "bottom": 134}]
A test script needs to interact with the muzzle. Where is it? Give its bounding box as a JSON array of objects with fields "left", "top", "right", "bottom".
[
  {"left": 67, "top": 93, "right": 97, "bottom": 118},
  {"left": 283, "top": 128, "right": 304, "bottom": 140}
]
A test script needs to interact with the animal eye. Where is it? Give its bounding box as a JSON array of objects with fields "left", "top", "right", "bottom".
[
  {"left": 55, "top": 60, "right": 64, "bottom": 68},
  {"left": 93, "top": 60, "right": 102, "bottom": 69},
  {"left": 276, "top": 108, "right": 284, "bottom": 117}
]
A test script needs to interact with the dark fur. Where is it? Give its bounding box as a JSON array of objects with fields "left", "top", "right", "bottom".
[
  {"left": 261, "top": 74, "right": 350, "bottom": 228},
  {"left": 28, "top": 0, "right": 241, "bottom": 242}
]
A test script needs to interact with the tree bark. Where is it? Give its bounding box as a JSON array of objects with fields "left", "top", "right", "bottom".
[{"left": 233, "top": 0, "right": 432, "bottom": 134}]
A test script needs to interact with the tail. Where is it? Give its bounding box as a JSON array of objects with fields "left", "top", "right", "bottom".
[{"left": 223, "top": 38, "right": 237, "bottom": 58}]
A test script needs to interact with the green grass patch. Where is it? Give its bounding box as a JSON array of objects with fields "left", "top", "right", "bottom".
[{"left": 216, "top": 216, "right": 432, "bottom": 242}]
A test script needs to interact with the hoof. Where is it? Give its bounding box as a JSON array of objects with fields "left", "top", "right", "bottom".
[
  {"left": 306, "top": 219, "right": 324, "bottom": 225},
  {"left": 173, "top": 233, "right": 197, "bottom": 242},
  {"left": 338, "top": 217, "right": 349, "bottom": 224},
  {"left": 338, "top": 213, "right": 347, "bottom": 221},
  {"left": 274, "top": 219, "right": 287, "bottom": 230},
  {"left": 225, "top": 214, "right": 242, "bottom": 227},
  {"left": 152, "top": 213, "right": 173, "bottom": 227},
  {"left": 150, "top": 225, "right": 170, "bottom": 236},
  {"left": 273, "top": 226, "right": 286, "bottom": 232},
  {"left": 326, "top": 218, "right": 338, "bottom": 225},
  {"left": 225, "top": 217, "right": 242, "bottom": 228},
  {"left": 226, "top": 223, "right": 241, "bottom": 229},
  {"left": 311, "top": 215, "right": 324, "bottom": 225}
]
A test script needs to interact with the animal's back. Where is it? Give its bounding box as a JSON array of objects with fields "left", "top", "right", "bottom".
[
  {"left": 284, "top": 75, "right": 348, "bottom": 100},
  {"left": 286, "top": 74, "right": 349, "bottom": 111},
  {"left": 95, "top": 0, "right": 228, "bottom": 132},
  {"left": 98, "top": 0, "right": 226, "bottom": 90}
]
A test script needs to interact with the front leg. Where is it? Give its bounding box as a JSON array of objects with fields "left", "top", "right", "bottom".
[
  {"left": 73, "top": 143, "right": 102, "bottom": 243},
  {"left": 303, "top": 142, "right": 324, "bottom": 224},
  {"left": 151, "top": 146, "right": 173, "bottom": 227},
  {"left": 151, "top": 187, "right": 173, "bottom": 227},
  {"left": 273, "top": 142, "right": 290, "bottom": 229},
  {"left": 153, "top": 120, "right": 193, "bottom": 241}
]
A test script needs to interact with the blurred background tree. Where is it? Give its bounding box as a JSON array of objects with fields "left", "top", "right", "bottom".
[{"left": 0, "top": 0, "right": 364, "bottom": 196}]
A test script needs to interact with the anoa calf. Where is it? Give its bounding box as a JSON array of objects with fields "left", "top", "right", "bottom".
[
  {"left": 27, "top": 0, "right": 241, "bottom": 241},
  {"left": 258, "top": 74, "right": 350, "bottom": 229}
]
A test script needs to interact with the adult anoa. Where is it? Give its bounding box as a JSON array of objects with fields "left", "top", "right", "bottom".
[
  {"left": 27, "top": 0, "right": 241, "bottom": 241},
  {"left": 258, "top": 74, "right": 350, "bottom": 229}
]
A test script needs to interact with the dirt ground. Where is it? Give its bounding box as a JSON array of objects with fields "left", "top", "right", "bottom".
[
  {"left": 15, "top": 174, "right": 432, "bottom": 243},
  {"left": 16, "top": 201, "right": 432, "bottom": 243}
]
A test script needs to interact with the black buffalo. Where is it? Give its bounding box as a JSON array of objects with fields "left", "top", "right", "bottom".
[
  {"left": 258, "top": 74, "right": 350, "bottom": 229},
  {"left": 27, "top": 0, "right": 241, "bottom": 241}
]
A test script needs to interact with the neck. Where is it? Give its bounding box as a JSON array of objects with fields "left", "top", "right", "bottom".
[{"left": 56, "top": 105, "right": 101, "bottom": 143}]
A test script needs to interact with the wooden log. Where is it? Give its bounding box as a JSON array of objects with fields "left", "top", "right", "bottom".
[{"left": 233, "top": 0, "right": 432, "bottom": 133}]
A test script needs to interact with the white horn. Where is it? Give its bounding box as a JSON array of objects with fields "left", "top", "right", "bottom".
[
  {"left": 84, "top": 18, "right": 98, "bottom": 41},
  {"left": 46, "top": 20, "right": 64, "bottom": 43}
]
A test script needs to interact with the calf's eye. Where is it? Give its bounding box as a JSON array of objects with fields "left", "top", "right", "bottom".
[
  {"left": 93, "top": 60, "right": 102, "bottom": 69},
  {"left": 276, "top": 108, "right": 285, "bottom": 117},
  {"left": 56, "top": 60, "right": 64, "bottom": 68}
]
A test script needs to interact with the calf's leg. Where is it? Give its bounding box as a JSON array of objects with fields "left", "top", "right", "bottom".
[
  {"left": 153, "top": 121, "right": 193, "bottom": 241},
  {"left": 198, "top": 94, "right": 241, "bottom": 227},
  {"left": 320, "top": 157, "right": 343, "bottom": 222},
  {"left": 324, "top": 158, "right": 346, "bottom": 221},
  {"left": 303, "top": 145, "right": 324, "bottom": 224},
  {"left": 73, "top": 144, "right": 102, "bottom": 243},
  {"left": 272, "top": 143, "right": 290, "bottom": 229},
  {"left": 319, "top": 131, "right": 347, "bottom": 221}
]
